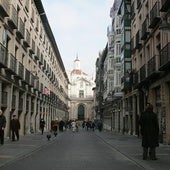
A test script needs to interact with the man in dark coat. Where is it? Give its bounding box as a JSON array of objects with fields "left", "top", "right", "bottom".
[
  {"left": 59, "top": 120, "right": 65, "bottom": 132},
  {"left": 10, "top": 114, "right": 20, "bottom": 141},
  {"left": 0, "top": 109, "right": 6, "bottom": 145},
  {"left": 139, "top": 103, "right": 159, "bottom": 160},
  {"left": 40, "top": 118, "right": 45, "bottom": 135}
]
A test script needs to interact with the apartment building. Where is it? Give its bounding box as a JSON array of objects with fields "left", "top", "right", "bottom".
[
  {"left": 0, "top": 0, "right": 69, "bottom": 137},
  {"left": 129, "top": 0, "right": 170, "bottom": 144},
  {"left": 94, "top": 0, "right": 123, "bottom": 131}
]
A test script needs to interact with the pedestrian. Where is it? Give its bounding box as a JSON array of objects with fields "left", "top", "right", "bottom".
[
  {"left": 82, "top": 120, "right": 85, "bottom": 129},
  {"left": 10, "top": 114, "right": 20, "bottom": 141},
  {"left": 71, "top": 120, "right": 76, "bottom": 132},
  {"left": 139, "top": 103, "right": 159, "bottom": 160},
  {"left": 59, "top": 120, "right": 65, "bottom": 132},
  {"left": 0, "top": 109, "right": 6, "bottom": 145},
  {"left": 91, "top": 121, "right": 95, "bottom": 131},
  {"left": 98, "top": 120, "right": 103, "bottom": 132},
  {"left": 40, "top": 118, "right": 45, "bottom": 135}
]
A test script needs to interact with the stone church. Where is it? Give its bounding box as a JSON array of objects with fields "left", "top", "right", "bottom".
[{"left": 67, "top": 57, "right": 95, "bottom": 121}]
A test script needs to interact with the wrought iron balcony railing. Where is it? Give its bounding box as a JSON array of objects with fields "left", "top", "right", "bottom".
[
  {"left": 0, "top": 0, "right": 9, "bottom": 17},
  {"left": 132, "top": 70, "right": 139, "bottom": 87},
  {"left": 25, "top": 68, "right": 31, "bottom": 84},
  {"left": 17, "top": 62, "right": 24, "bottom": 79},
  {"left": 8, "top": 4, "right": 18, "bottom": 29},
  {"left": 135, "top": 30, "right": 142, "bottom": 49},
  {"left": 147, "top": 55, "right": 160, "bottom": 77},
  {"left": 159, "top": 42, "right": 170, "bottom": 71},
  {"left": 23, "top": 29, "right": 30, "bottom": 48},
  {"left": 141, "top": 18, "right": 150, "bottom": 40},
  {"left": 0, "top": 43, "right": 8, "bottom": 67},
  {"left": 149, "top": 2, "right": 161, "bottom": 28},
  {"left": 7, "top": 53, "right": 17, "bottom": 74},
  {"left": 140, "top": 64, "right": 146, "bottom": 82},
  {"left": 16, "top": 18, "right": 24, "bottom": 39}
]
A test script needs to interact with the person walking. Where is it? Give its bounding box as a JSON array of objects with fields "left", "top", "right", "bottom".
[
  {"left": 71, "top": 120, "right": 76, "bottom": 132},
  {"left": 139, "top": 103, "right": 159, "bottom": 160},
  {"left": 40, "top": 118, "right": 45, "bottom": 135},
  {"left": 98, "top": 120, "right": 103, "bottom": 132},
  {"left": 0, "top": 109, "right": 6, "bottom": 145},
  {"left": 59, "top": 120, "right": 65, "bottom": 132},
  {"left": 10, "top": 114, "right": 20, "bottom": 141}
]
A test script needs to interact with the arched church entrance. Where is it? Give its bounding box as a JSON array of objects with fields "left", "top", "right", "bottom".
[{"left": 78, "top": 104, "right": 85, "bottom": 120}]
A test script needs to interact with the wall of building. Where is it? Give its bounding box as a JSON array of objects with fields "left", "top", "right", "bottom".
[{"left": 0, "top": 0, "right": 69, "bottom": 137}]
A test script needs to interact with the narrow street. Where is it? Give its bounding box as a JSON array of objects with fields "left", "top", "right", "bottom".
[{"left": 0, "top": 129, "right": 145, "bottom": 170}]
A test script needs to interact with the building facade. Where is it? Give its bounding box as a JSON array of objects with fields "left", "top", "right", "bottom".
[
  {"left": 95, "top": 0, "right": 123, "bottom": 131},
  {"left": 129, "top": 0, "right": 170, "bottom": 144},
  {"left": 68, "top": 57, "right": 95, "bottom": 121},
  {"left": 0, "top": 0, "right": 69, "bottom": 137},
  {"left": 95, "top": 0, "right": 170, "bottom": 145}
]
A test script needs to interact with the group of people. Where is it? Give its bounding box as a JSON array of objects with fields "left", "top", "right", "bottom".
[
  {"left": 0, "top": 110, "right": 20, "bottom": 145},
  {"left": 82, "top": 120, "right": 103, "bottom": 132},
  {"left": 82, "top": 120, "right": 96, "bottom": 131},
  {"left": 0, "top": 103, "right": 160, "bottom": 161}
]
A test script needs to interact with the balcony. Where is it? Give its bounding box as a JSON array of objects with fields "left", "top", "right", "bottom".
[
  {"left": 141, "top": 18, "right": 150, "bottom": 40},
  {"left": 149, "top": 2, "right": 161, "bottom": 29},
  {"left": 132, "top": 70, "right": 139, "bottom": 88},
  {"left": 7, "top": 5, "right": 18, "bottom": 29},
  {"left": 0, "top": 0, "right": 9, "bottom": 17},
  {"left": 39, "top": 54, "right": 43, "bottom": 65},
  {"left": 16, "top": 18, "right": 24, "bottom": 40},
  {"left": 34, "top": 79, "right": 39, "bottom": 90},
  {"left": 34, "top": 47, "right": 40, "bottom": 60},
  {"left": 30, "top": 73, "right": 35, "bottom": 87},
  {"left": 6, "top": 53, "right": 17, "bottom": 74},
  {"left": 131, "top": 37, "right": 135, "bottom": 53},
  {"left": 147, "top": 55, "right": 161, "bottom": 78},
  {"left": 135, "top": 30, "right": 142, "bottom": 49},
  {"left": 17, "top": 62, "right": 24, "bottom": 79},
  {"left": 160, "top": 0, "right": 170, "bottom": 12},
  {"left": 159, "top": 42, "right": 170, "bottom": 71},
  {"left": 25, "top": 68, "right": 31, "bottom": 84},
  {"left": 139, "top": 64, "right": 146, "bottom": 82},
  {"left": 23, "top": 29, "right": 30, "bottom": 48},
  {"left": 0, "top": 43, "right": 8, "bottom": 67},
  {"left": 29, "top": 39, "right": 35, "bottom": 54}
]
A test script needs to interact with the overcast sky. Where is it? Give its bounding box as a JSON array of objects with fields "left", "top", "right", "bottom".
[{"left": 41, "top": 0, "right": 114, "bottom": 76}]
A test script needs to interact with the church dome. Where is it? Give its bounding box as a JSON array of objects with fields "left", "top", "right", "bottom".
[{"left": 71, "top": 69, "right": 87, "bottom": 75}]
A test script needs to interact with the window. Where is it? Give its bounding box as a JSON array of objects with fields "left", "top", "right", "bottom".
[{"left": 79, "top": 90, "right": 84, "bottom": 98}]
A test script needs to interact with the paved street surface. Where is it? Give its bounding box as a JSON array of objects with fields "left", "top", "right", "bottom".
[{"left": 0, "top": 129, "right": 170, "bottom": 170}]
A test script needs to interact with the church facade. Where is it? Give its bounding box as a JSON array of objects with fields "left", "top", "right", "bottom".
[{"left": 67, "top": 57, "right": 95, "bottom": 121}]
